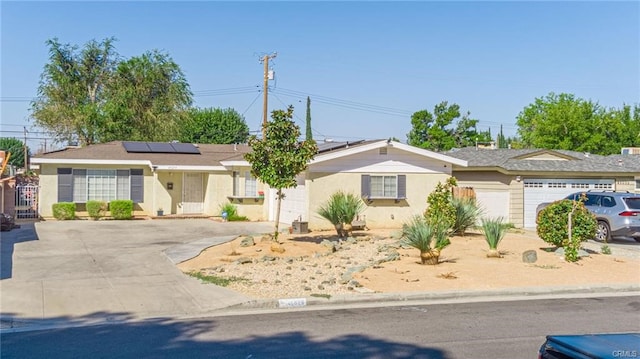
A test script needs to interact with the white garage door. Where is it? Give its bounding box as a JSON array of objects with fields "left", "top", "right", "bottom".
[
  {"left": 475, "top": 191, "right": 510, "bottom": 221},
  {"left": 523, "top": 178, "right": 615, "bottom": 228},
  {"left": 269, "top": 176, "right": 307, "bottom": 225}
]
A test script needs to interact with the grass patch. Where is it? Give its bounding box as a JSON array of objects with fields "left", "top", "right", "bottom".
[
  {"left": 600, "top": 245, "right": 612, "bottom": 255},
  {"left": 186, "top": 271, "right": 248, "bottom": 286},
  {"left": 310, "top": 293, "right": 332, "bottom": 299}
]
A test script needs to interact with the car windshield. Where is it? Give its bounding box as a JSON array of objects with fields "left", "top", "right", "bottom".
[{"left": 623, "top": 197, "right": 640, "bottom": 210}]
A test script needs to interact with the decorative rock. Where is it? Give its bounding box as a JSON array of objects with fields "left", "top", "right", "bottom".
[
  {"left": 261, "top": 255, "right": 277, "bottom": 262},
  {"left": 270, "top": 243, "right": 286, "bottom": 253},
  {"left": 317, "top": 284, "right": 325, "bottom": 290},
  {"left": 236, "top": 257, "right": 253, "bottom": 264},
  {"left": 239, "top": 236, "right": 255, "bottom": 247},
  {"left": 522, "top": 250, "right": 538, "bottom": 263}
]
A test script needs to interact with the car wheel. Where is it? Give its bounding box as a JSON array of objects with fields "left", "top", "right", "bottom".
[
  {"left": 595, "top": 221, "right": 611, "bottom": 242},
  {"left": 633, "top": 237, "right": 640, "bottom": 243}
]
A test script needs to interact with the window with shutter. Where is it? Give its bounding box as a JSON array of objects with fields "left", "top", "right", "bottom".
[
  {"left": 361, "top": 175, "right": 370, "bottom": 198},
  {"left": 57, "top": 168, "right": 73, "bottom": 202},
  {"left": 130, "top": 169, "right": 144, "bottom": 203}
]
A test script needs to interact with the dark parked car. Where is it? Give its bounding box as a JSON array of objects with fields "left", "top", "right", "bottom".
[
  {"left": 536, "top": 191, "right": 640, "bottom": 242},
  {"left": 539, "top": 333, "right": 640, "bottom": 359}
]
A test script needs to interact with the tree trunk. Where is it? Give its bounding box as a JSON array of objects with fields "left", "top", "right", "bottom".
[{"left": 273, "top": 188, "right": 282, "bottom": 240}]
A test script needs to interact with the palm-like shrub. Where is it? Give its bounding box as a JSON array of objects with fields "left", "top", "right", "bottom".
[
  {"left": 401, "top": 215, "right": 450, "bottom": 265},
  {"left": 317, "top": 191, "right": 365, "bottom": 238},
  {"left": 452, "top": 197, "right": 483, "bottom": 235},
  {"left": 481, "top": 217, "right": 508, "bottom": 258}
]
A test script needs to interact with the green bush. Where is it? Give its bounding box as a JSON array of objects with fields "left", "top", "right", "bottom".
[
  {"left": 52, "top": 202, "right": 76, "bottom": 220},
  {"left": 425, "top": 177, "right": 457, "bottom": 229},
  {"left": 537, "top": 199, "right": 596, "bottom": 262},
  {"left": 317, "top": 191, "right": 365, "bottom": 238},
  {"left": 219, "top": 203, "right": 248, "bottom": 221},
  {"left": 452, "top": 197, "right": 483, "bottom": 235},
  {"left": 86, "top": 200, "right": 108, "bottom": 220},
  {"left": 109, "top": 200, "right": 133, "bottom": 220}
]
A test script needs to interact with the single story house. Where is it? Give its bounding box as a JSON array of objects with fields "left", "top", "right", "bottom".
[
  {"left": 445, "top": 147, "right": 640, "bottom": 229},
  {"left": 31, "top": 140, "right": 468, "bottom": 230}
]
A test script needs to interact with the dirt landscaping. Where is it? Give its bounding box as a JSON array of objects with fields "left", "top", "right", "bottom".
[{"left": 177, "top": 228, "right": 640, "bottom": 300}]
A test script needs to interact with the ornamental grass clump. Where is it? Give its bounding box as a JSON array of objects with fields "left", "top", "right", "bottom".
[
  {"left": 481, "top": 217, "right": 508, "bottom": 258},
  {"left": 401, "top": 215, "right": 450, "bottom": 265},
  {"left": 452, "top": 197, "right": 483, "bottom": 236},
  {"left": 317, "top": 191, "right": 365, "bottom": 238}
]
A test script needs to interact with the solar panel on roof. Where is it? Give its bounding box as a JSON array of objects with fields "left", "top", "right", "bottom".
[
  {"left": 147, "top": 142, "right": 176, "bottom": 153},
  {"left": 170, "top": 143, "right": 200, "bottom": 154},
  {"left": 123, "top": 141, "right": 151, "bottom": 153}
]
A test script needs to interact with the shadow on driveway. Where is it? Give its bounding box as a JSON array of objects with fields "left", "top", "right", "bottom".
[{"left": 0, "top": 223, "right": 38, "bottom": 280}]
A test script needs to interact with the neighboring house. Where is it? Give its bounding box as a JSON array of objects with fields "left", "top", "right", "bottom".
[
  {"left": 445, "top": 147, "right": 640, "bottom": 229},
  {"left": 31, "top": 140, "right": 468, "bottom": 229}
]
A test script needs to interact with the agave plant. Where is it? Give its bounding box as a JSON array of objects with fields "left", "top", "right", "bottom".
[
  {"left": 481, "top": 217, "right": 508, "bottom": 258},
  {"left": 451, "top": 197, "right": 483, "bottom": 235},
  {"left": 317, "top": 191, "right": 365, "bottom": 238},
  {"left": 401, "top": 215, "right": 451, "bottom": 265}
]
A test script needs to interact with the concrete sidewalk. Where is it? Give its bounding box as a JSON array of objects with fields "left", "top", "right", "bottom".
[{"left": 0, "top": 219, "right": 275, "bottom": 330}]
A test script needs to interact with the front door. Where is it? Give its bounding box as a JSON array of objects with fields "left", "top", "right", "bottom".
[{"left": 182, "top": 173, "right": 204, "bottom": 214}]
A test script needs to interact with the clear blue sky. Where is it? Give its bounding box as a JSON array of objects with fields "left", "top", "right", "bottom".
[{"left": 1, "top": 1, "right": 639, "bottom": 152}]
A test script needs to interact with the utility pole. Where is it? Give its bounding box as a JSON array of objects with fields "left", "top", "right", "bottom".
[
  {"left": 260, "top": 52, "right": 277, "bottom": 139},
  {"left": 23, "top": 127, "right": 28, "bottom": 171}
]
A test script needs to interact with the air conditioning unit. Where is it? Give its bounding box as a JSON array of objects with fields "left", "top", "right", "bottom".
[{"left": 621, "top": 147, "right": 640, "bottom": 155}]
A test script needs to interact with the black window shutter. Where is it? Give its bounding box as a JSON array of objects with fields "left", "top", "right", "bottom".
[
  {"left": 130, "top": 169, "right": 144, "bottom": 203},
  {"left": 361, "top": 175, "right": 370, "bottom": 197},
  {"left": 57, "top": 168, "right": 73, "bottom": 202},
  {"left": 397, "top": 175, "right": 406, "bottom": 199}
]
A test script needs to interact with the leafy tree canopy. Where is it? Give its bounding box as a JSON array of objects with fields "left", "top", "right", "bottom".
[
  {"left": 179, "top": 107, "right": 249, "bottom": 144},
  {"left": 0, "top": 137, "right": 29, "bottom": 169},
  {"left": 516, "top": 92, "right": 640, "bottom": 155},
  {"left": 407, "top": 101, "right": 491, "bottom": 151},
  {"left": 244, "top": 106, "right": 317, "bottom": 238},
  {"left": 30, "top": 38, "right": 192, "bottom": 146}
]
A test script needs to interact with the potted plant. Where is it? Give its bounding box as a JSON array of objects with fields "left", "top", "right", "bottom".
[{"left": 157, "top": 208, "right": 164, "bottom": 216}]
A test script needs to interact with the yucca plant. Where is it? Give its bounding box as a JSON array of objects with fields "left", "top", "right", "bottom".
[
  {"left": 317, "top": 191, "right": 365, "bottom": 238},
  {"left": 401, "top": 215, "right": 450, "bottom": 265},
  {"left": 451, "top": 197, "right": 483, "bottom": 236},
  {"left": 481, "top": 217, "right": 508, "bottom": 258}
]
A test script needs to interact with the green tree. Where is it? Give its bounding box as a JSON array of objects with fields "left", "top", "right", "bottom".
[
  {"left": 102, "top": 50, "right": 192, "bottom": 142},
  {"left": 497, "top": 125, "right": 507, "bottom": 148},
  {"left": 407, "top": 101, "right": 487, "bottom": 151},
  {"left": 31, "top": 37, "right": 118, "bottom": 146},
  {"left": 305, "top": 96, "right": 313, "bottom": 141},
  {"left": 516, "top": 92, "right": 640, "bottom": 155},
  {"left": 0, "top": 137, "right": 29, "bottom": 169},
  {"left": 244, "top": 106, "right": 317, "bottom": 240},
  {"left": 179, "top": 107, "right": 249, "bottom": 144}
]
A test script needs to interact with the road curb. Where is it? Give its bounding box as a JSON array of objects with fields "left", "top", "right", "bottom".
[{"left": 227, "top": 284, "right": 640, "bottom": 310}]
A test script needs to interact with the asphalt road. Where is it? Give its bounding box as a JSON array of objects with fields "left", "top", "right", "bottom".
[{"left": 2, "top": 296, "right": 639, "bottom": 359}]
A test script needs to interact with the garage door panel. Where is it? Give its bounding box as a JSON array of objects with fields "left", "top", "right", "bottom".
[
  {"left": 523, "top": 179, "right": 614, "bottom": 228},
  {"left": 475, "top": 191, "right": 509, "bottom": 221}
]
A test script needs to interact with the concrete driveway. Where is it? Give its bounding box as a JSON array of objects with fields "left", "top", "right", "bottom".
[{"left": 0, "top": 219, "right": 275, "bottom": 326}]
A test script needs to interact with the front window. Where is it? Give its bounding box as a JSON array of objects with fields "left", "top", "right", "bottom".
[
  {"left": 370, "top": 175, "right": 397, "bottom": 198},
  {"left": 73, "top": 169, "right": 130, "bottom": 202},
  {"left": 245, "top": 172, "right": 257, "bottom": 196}
]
